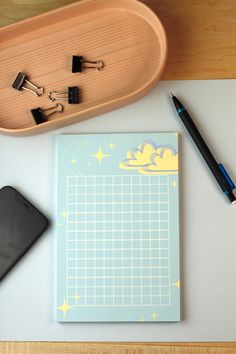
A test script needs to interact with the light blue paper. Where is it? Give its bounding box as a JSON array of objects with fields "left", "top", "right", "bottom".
[{"left": 56, "top": 133, "right": 180, "bottom": 322}]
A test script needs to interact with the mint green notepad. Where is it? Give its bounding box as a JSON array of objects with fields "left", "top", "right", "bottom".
[{"left": 56, "top": 133, "right": 180, "bottom": 322}]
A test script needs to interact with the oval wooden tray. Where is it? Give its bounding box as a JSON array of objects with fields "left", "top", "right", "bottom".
[{"left": 0, "top": 0, "right": 167, "bottom": 136}]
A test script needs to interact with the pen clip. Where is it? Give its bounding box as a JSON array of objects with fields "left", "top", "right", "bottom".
[{"left": 218, "top": 163, "right": 235, "bottom": 190}]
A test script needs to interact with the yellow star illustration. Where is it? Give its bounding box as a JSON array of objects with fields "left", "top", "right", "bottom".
[
  {"left": 91, "top": 147, "right": 109, "bottom": 164},
  {"left": 71, "top": 159, "right": 77, "bottom": 165},
  {"left": 108, "top": 142, "right": 115, "bottom": 149},
  {"left": 74, "top": 294, "right": 80, "bottom": 303},
  {"left": 173, "top": 280, "right": 181, "bottom": 288},
  {"left": 151, "top": 312, "right": 159, "bottom": 320},
  {"left": 57, "top": 299, "right": 71, "bottom": 317},
  {"left": 171, "top": 180, "right": 178, "bottom": 188},
  {"left": 61, "top": 211, "right": 67, "bottom": 218}
]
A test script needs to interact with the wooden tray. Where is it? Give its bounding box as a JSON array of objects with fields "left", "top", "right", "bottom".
[{"left": 0, "top": 0, "right": 167, "bottom": 136}]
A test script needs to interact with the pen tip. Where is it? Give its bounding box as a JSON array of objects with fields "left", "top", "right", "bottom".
[{"left": 170, "top": 92, "right": 174, "bottom": 98}]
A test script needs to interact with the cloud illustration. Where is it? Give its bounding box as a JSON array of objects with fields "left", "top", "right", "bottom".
[{"left": 119, "top": 140, "right": 178, "bottom": 175}]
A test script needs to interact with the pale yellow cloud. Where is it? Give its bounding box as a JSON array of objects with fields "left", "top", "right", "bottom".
[
  {"left": 119, "top": 141, "right": 178, "bottom": 175},
  {"left": 119, "top": 142, "right": 156, "bottom": 169}
]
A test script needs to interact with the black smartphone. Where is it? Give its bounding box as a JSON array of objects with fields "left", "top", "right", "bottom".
[{"left": 0, "top": 186, "right": 49, "bottom": 282}]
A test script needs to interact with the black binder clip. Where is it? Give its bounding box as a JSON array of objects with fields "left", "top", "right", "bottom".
[
  {"left": 12, "top": 72, "right": 44, "bottom": 97},
  {"left": 72, "top": 55, "right": 104, "bottom": 73},
  {"left": 48, "top": 86, "right": 79, "bottom": 104},
  {"left": 31, "top": 103, "right": 64, "bottom": 125}
]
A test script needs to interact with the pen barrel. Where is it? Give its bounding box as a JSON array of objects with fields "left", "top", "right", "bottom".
[{"left": 178, "top": 110, "right": 230, "bottom": 193}]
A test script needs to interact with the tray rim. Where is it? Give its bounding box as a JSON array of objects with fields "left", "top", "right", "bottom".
[{"left": 0, "top": 0, "right": 167, "bottom": 136}]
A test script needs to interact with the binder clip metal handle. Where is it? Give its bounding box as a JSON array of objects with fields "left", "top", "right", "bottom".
[
  {"left": 72, "top": 55, "right": 104, "bottom": 73},
  {"left": 12, "top": 72, "right": 44, "bottom": 97},
  {"left": 31, "top": 103, "right": 64, "bottom": 125},
  {"left": 48, "top": 86, "right": 79, "bottom": 104}
]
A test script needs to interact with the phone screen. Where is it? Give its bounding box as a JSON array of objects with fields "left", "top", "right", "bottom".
[{"left": 0, "top": 186, "right": 49, "bottom": 281}]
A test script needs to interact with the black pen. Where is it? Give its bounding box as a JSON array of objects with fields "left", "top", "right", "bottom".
[{"left": 171, "top": 93, "right": 236, "bottom": 204}]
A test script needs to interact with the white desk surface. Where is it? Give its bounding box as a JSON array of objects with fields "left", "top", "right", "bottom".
[{"left": 0, "top": 80, "right": 236, "bottom": 341}]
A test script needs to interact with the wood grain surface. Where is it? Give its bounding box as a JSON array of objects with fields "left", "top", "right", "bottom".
[
  {"left": 1, "top": 342, "right": 236, "bottom": 354},
  {"left": 0, "top": 0, "right": 236, "bottom": 352},
  {"left": 1, "top": 0, "right": 236, "bottom": 79}
]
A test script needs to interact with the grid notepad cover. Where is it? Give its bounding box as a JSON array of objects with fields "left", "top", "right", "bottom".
[{"left": 56, "top": 133, "right": 180, "bottom": 322}]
